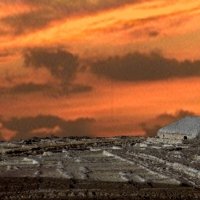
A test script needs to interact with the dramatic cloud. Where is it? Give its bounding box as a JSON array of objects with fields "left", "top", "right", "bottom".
[
  {"left": 0, "top": 0, "right": 142, "bottom": 35},
  {"left": 0, "top": 82, "right": 51, "bottom": 95},
  {"left": 0, "top": 1, "right": 200, "bottom": 140},
  {"left": 91, "top": 52, "right": 200, "bottom": 82},
  {"left": 1, "top": 115, "right": 95, "bottom": 140},
  {"left": 23, "top": 0, "right": 141, "bottom": 13},
  {"left": 24, "top": 48, "right": 79, "bottom": 86},
  {"left": 0, "top": 82, "right": 92, "bottom": 97},
  {"left": 22, "top": 48, "right": 93, "bottom": 96},
  {"left": 1, "top": 10, "right": 54, "bottom": 35},
  {"left": 140, "top": 110, "right": 196, "bottom": 137}
]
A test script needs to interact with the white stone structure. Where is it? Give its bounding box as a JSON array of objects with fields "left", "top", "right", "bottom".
[{"left": 157, "top": 116, "right": 200, "bottom": 140}]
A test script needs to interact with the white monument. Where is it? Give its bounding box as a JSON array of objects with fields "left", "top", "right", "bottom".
[{"left": 157, "top": 116, "right": 200, "bottom": 140}]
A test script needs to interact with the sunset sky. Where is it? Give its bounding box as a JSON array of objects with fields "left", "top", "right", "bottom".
[{"left": 1, "top": 0, "right": 200, "bottom": 140}]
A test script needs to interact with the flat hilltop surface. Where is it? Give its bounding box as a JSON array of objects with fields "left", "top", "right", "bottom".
[{"left": 0, "top": 136, "right": 200, "bottom": 199}]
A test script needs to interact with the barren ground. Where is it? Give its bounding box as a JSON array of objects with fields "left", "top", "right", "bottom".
[{"left": 0, "top": 136, "right": 200, "bottom": 199}]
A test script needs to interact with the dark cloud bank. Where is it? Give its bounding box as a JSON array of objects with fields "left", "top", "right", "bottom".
[
  {"left": 3, "top": 49, "right": 200, "bottom": 96},
  {"left": 0, "top": 110, "right": 197, "bottom": 140},
  {"left": 0, "top": 115, "right": 95, "bottom": 140},
  {"left": 0, "top": 83, "right": 51, "bottom": 95},
  {"left": 0, "top": 83, "right": 92, "bottom": 97},
  {"left": 91, "top": 52, "right": 200, "bottom": 82},
  {"left": 20, "top": 50, "right": 200, "bottom": 87}
]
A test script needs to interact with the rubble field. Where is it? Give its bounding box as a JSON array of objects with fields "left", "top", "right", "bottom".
[{"left": 0, "top": 136, "right": 200, "bottom": 199}]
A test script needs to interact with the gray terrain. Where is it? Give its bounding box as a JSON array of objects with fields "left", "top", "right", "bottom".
[{"left": 0, "top": 136, "right": 200, "bottom": 199}]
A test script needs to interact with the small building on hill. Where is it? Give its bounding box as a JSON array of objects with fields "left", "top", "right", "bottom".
[{"left": 157, "top": 116, "right": 200, "bottom": 140}]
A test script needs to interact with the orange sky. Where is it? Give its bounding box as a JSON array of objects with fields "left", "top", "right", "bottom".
[{"left": 0, "top": 0, "right": 200, "bottom": 140}]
